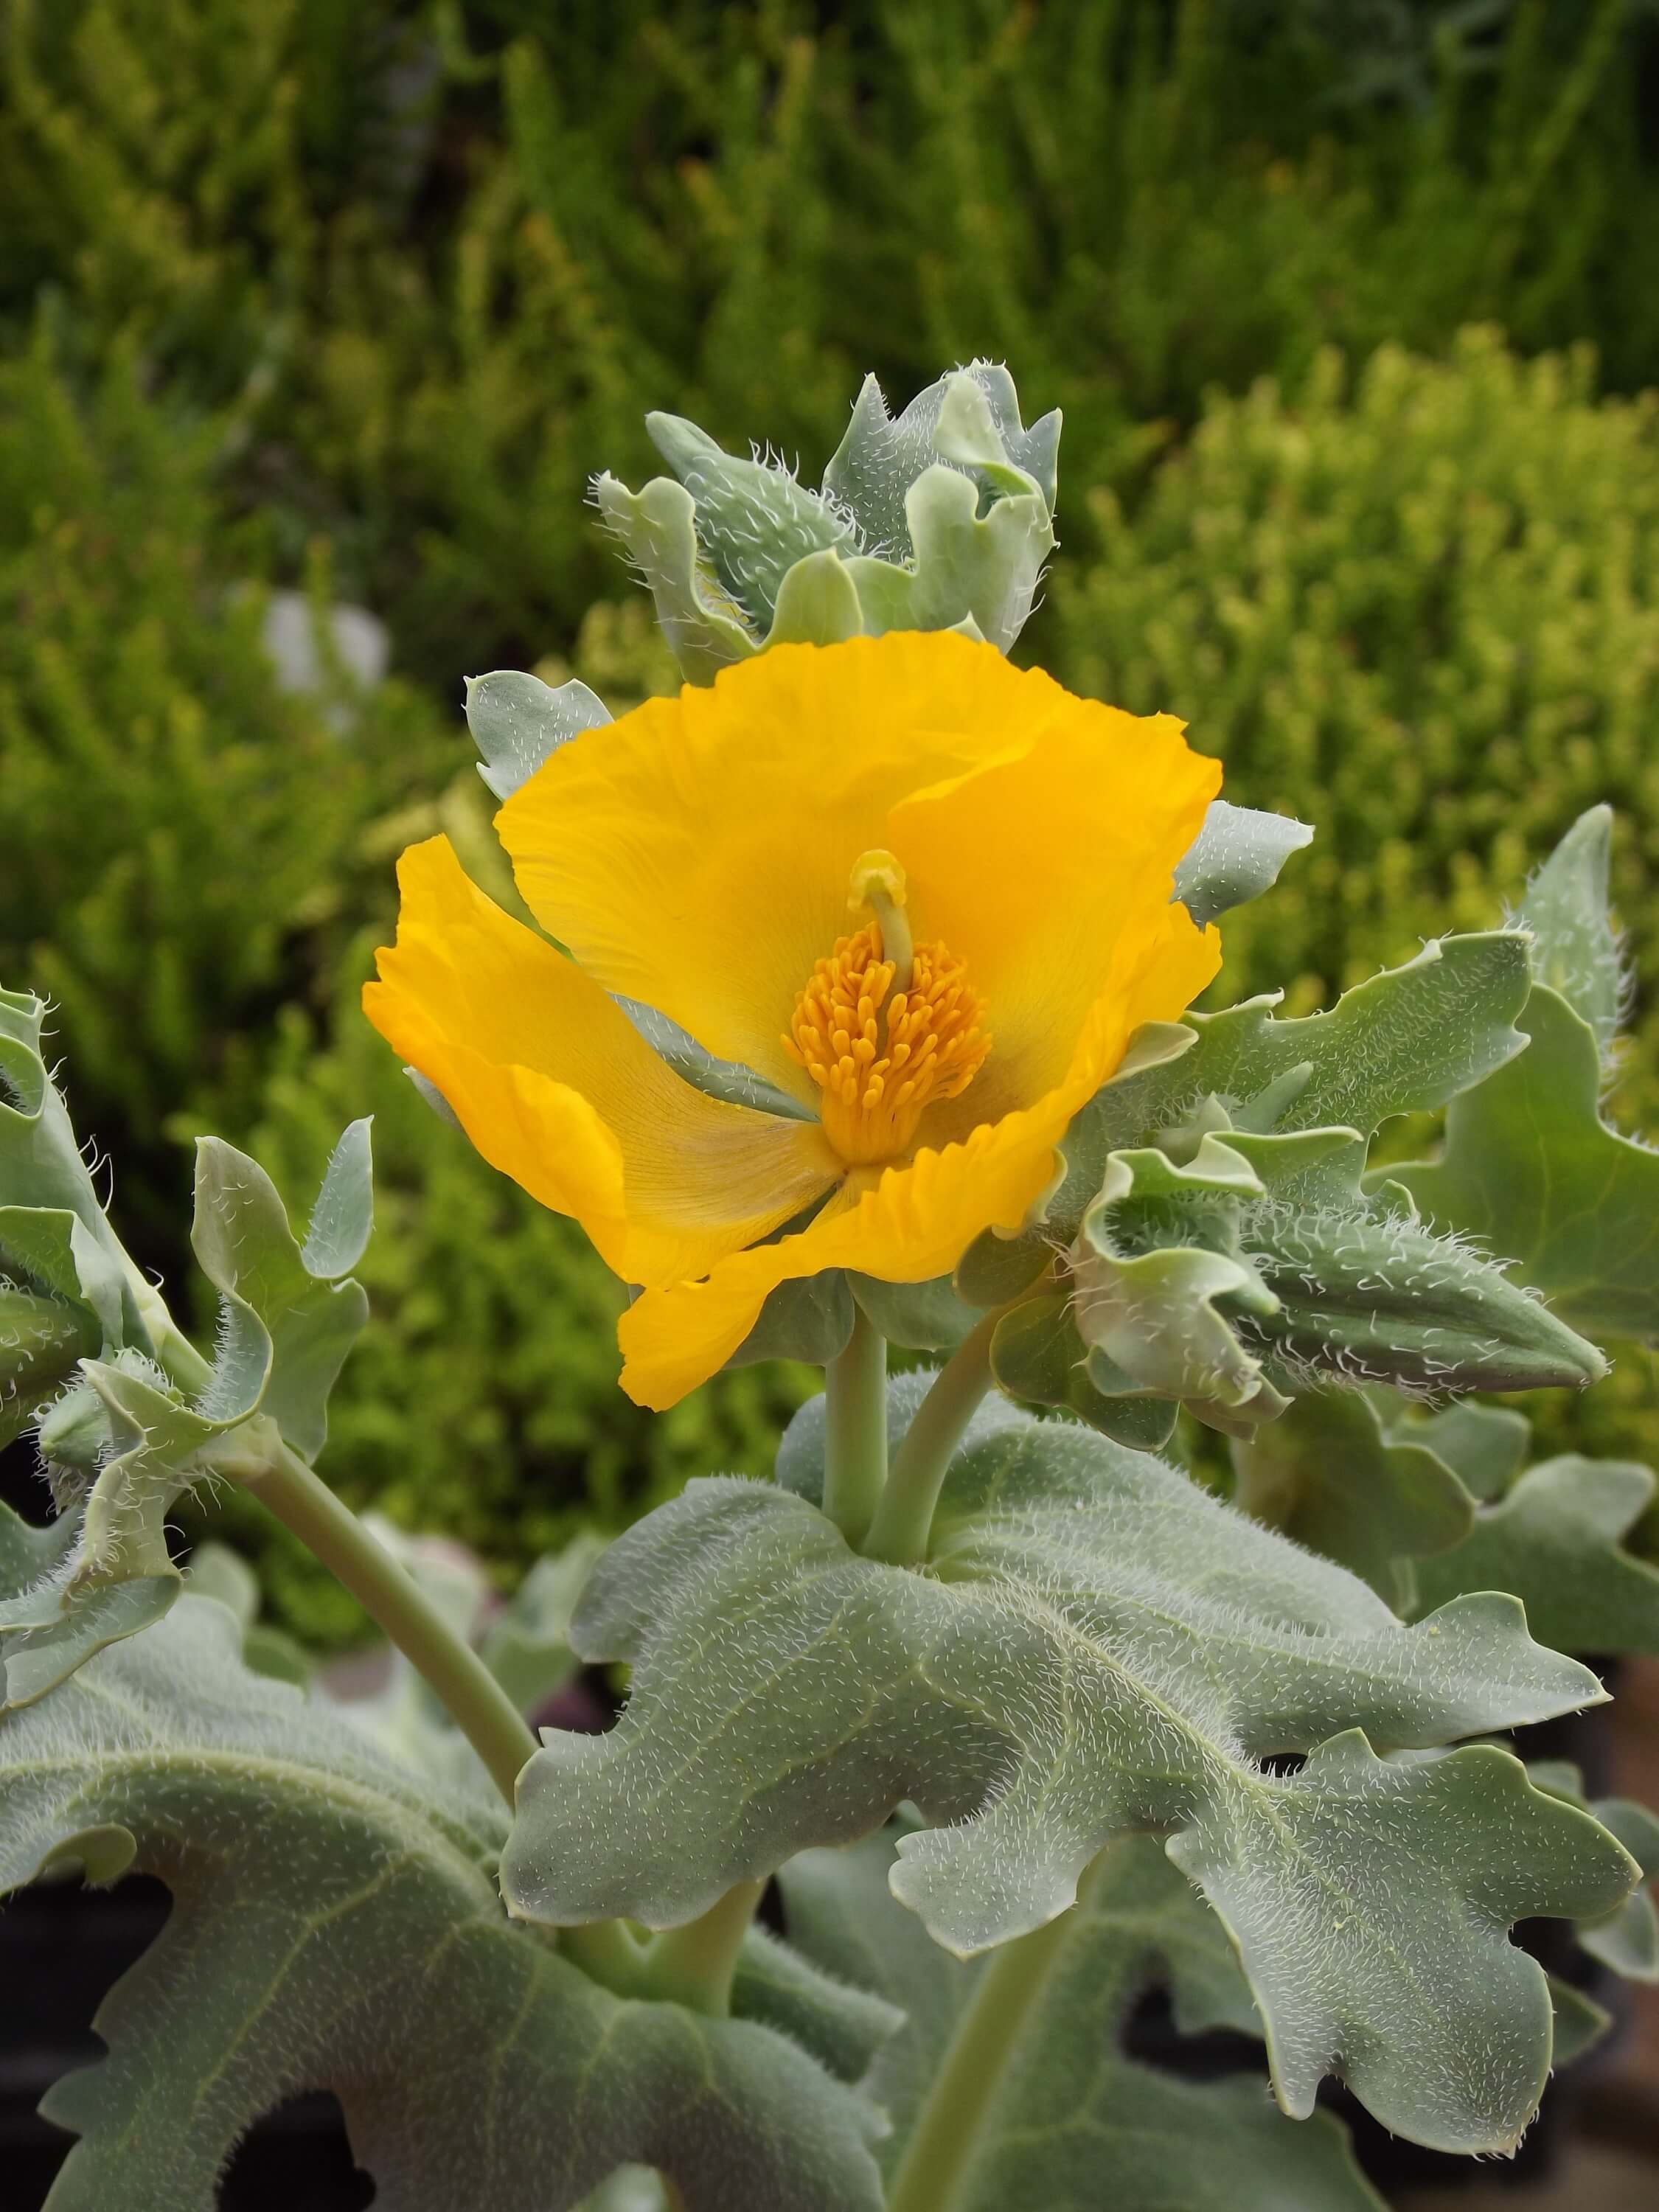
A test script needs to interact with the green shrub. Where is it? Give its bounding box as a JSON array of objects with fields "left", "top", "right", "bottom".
[
  {"left": 1049, "top": 329, "right": 1659, "bottom": 1116},
  {"left": 0, "top": 330, "right": 455, "bottom": 1257},
  {"left": 3, "top": 1, "right": 1655, "bottom": 689}
]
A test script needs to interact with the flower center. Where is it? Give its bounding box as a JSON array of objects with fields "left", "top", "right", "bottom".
[{"left": 782, "top": 852, "right": 990, "bottom": 1166}]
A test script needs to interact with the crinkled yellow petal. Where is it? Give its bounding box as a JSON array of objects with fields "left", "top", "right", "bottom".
[
  {"left": 617, "top": 902, "right": 1221, "bottom": 1409},
  {"left": 363, "top": 838, "right": 840, "bottom": 1288},
  {"left": 499, "top": 632, "right": 1152, "bottom": 1105}
]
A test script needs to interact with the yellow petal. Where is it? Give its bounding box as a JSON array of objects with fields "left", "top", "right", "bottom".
[
  {"left": 498, "top": 633, "right": 1093, "bottom": 1104},
  {"left": 617, "top": 902, "right": 1220, "bottom": 1408},
  {"left": 363, "top": 838, "right": 840, "bottom": 1288}
]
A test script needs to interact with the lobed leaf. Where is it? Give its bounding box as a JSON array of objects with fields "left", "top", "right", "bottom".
[
  {"left": 504, "top": 1382, "right": 1632, "bottom": 2152},
  {"left": 1395, "top": 983, "right": 1659, "bottom": 1343},
  {"left": 782, "top": 1825, "right": 1384, "bottom": 2211},
  {"left": 465, "top": 668, "right": 613, "bottom": 803},
  {"left": 1409, "top": 1453, "right": 1659, "bottom": 1657},
  {"left": 1231, "top": 1387, "right": 1473, "bottom": 1610},
  {"left": 0, "top": 1595, "right": 886, "bottom": 2212}
]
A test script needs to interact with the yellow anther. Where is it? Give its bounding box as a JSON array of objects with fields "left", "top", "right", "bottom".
[{"left": 781, "top": 917, "right": 990, "bottom": 1166}]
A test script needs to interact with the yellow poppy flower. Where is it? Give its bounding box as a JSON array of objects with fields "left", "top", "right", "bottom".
[{"left": 364, "top": 632, "right": 1221, "bottom": 1408}]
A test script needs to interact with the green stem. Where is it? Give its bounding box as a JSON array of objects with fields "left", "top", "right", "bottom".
[
  {"left": 641, "top": 1879, "right": 766, "bottom": 2014},
  {"left": 244, "top": 1440, "right": 538, "bottom": 1807},
  {"left": 822, "top": 1301, "right": 888, "bottom": 1545},
  {"left": 559, "top": 1918, "right": 650, "bottom": 1994},
  {"left": 886, "top": 1907, "right": 1072, "bottom": 2212},
  {"left": 862, "top": 1310, "right": 998, "bottom": 1566}
]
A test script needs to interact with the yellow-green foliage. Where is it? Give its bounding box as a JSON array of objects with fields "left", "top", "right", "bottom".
[{"left": 1049, "top": 331, "right": 1659, "bottom": 1130}]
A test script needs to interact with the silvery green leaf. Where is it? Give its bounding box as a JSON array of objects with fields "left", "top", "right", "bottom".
[
  {"left": 722, "top": 1267, "right": 855, "bottom": 1368},
  {"left": 504, "top": 1383, "right": 1629, "bottom": 2152},
  {"left": 0, "top": 1331, "right": 262, "bottom": 1714},
  {"left": 954, "top": 1022, "right": 1196, "bottom": 1307},
  {"left": 823, "top": 364, "right": 1060, "bottom": 558},
  {"left": 465, "top": 668, "right": 612, "bottom": 802},
  {"left": 850, "top": 1271, "right": 978, "bottom": 1353},
  {"left": 644, "top": 412, "right": 858, "bottom": 632},
  {"left": 617, "top": 1000, "right": 813, "bottom": 1118},
  {"left": 764, "top": 545, "right": 866, "bottom": 645},
  {"left": 0, "top": 1495, "right": 167, "bottom": 1715},
  {"left": 987, "top": 1290, "right": 1178, "bottom": 1450},
  {"left": 185, "top": 1540, "right": 311, "bottom": 1686},
  {"left": 1385, "top": 1399, "right": 1532, "bottom": 1501},
  {"left": 886, "top": 459, "right": 1054, "bottom": 653},
  {"left": 1517, "top": 804, "right": 1624, "bottom": 1061},
  {"left": 1175, "top": 799, "right": 1315, "bottom": 927},
  {"left": 1527, "top": 1762, "right": 1659, "bottom": 1983},
  {"left": 1579, "top": 1798, "right": 1659, "bottom": 1980},
  {"left": 0, "top": 1596, "right": 884, "bottom": 2212},
  {"left": 591, "top": 471, "right": 757, "bottom": 682},
  {"left": 480, "top": 1530, "right": 609, "bottom": 1715},
  {"left": 782, "top": 1826, "right": 1382, "bottom": 2209},
  {"left": 1409, "top": 1453, "right": 1659, "bottom": 1656},
  {"left": 1232, "top": 1388, "right": 1472, "bottom": 1610},
  {"left": 1068, "top": 1135, "right": 1290, "bottom": 1437},
  {"left": 299, "top": 1116, "right": 375, "bottom": 1279},
  {"left": 988, "top": 936, "right": 1530, "bottom": 1273},
  {"left": 192, "top": 1132, "right": 372, "bottom": 1460},
  {"left": 1395, "top": 984, "right": 1659, "bottom": 1343},
  {"left": 0, "top": 990, "right": 164, "bottom": 1354},
  {"left": 0, "top": 1276, "right": 98, "bottom": 1447},
  {"left": 1237, "top": 1181, "right": 1605, "bottom": 1395}
]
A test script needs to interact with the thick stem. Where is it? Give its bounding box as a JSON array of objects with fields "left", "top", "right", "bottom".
[
  {"left": 861, "top": 1310, "right": 998, "bottom": 1566},
  {"left": 244, "top": 1441, "right": 538, "bottom": 1806},
  {"left": 822, "top": 1302, "right": 888, "bottom": 1546},
  {"left": 886, "top": 1907, "right": 1072, "bottom": 2212},
  {"left": 641, "top": 1879, "right": 766, "bottom": 2014}
]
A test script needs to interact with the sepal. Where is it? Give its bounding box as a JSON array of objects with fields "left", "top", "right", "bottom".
[{"left": 465, "top": 668, "right": 612, "bottom": 801}]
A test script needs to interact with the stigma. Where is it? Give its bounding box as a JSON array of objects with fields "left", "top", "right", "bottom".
[{"left": 782, "top": 857, "right": 989, "bottom": 1165}]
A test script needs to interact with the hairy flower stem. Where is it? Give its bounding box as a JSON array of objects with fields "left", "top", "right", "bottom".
[
  {"left": 641, "top": 1879, "right": 767, "bottom": 2014},
  {"left": 862, "top": 1310, "right": 999, "bottom": 1566},
  {"left": 822, "top": 1301, "right": 888, "bottom": 1545},
  {"left": 243, "top": 1439, "right": 538, "bottom": 1806},
  {"left": 886, "top": 1902, "right": 1074, "bottom": 2212}
]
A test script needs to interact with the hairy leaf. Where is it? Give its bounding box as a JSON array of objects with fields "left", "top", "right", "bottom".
[
  {"left": 504, "top": 1383, "right": 1631, "bottom": 2152},
  {"left": 1396, "top": 983, "right": 1659, "bottom": 1343},
  {"left": 1232, "top": 1388, "right": 1473, "bottom": 1609},
  {"left": 1174, "top": 799, "right": 1314, "bottom": 928},
  {"left": 0, "top": 1596, "right": 885, "bottom": 2212},
  {"left": 645, "top": 412, "right": 858, "bottom": 631},
  {"left": 465, "top": 668, "right": 613, "bottom": 802},
  {"left": 1529, "top": 1762, "right": 1659, "bottom": 1984},
  {"left": 782, "top": 1826, "right": 1383, "bottom": 2210},
  {"left": 1516, "top": 804, "right": 1624, "bottom": 1061},
  {"left": 821, "top": 362, "right": 1060, "bottom": 558},
  {"left": 1410, "top": 1454, "right": 1659, "bottom": 1656},
  {"left": 960, "top": 934, "right": 1531, "bottom": 1294}
]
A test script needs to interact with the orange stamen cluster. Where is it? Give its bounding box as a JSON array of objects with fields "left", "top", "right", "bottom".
[{"left": 783, "top": 923, "right": 990, "bottom": 1166}]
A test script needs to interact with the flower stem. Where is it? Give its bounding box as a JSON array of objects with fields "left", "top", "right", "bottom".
[
  {"left": 243, "top": 1439, "right": 538, "bottom": 1807},
  {"left": 821, "top": 1301, "right": 888, "bottom": 1545},
  {"left": 640, "top": 1879, "right": 766, "bottom": 2014},
  {"left": 886, "top": 1905, "right": 1072, "bottom": 2212},
  {"left": 861, "top": 1310, "right": 999, "bottom": 1567}
]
